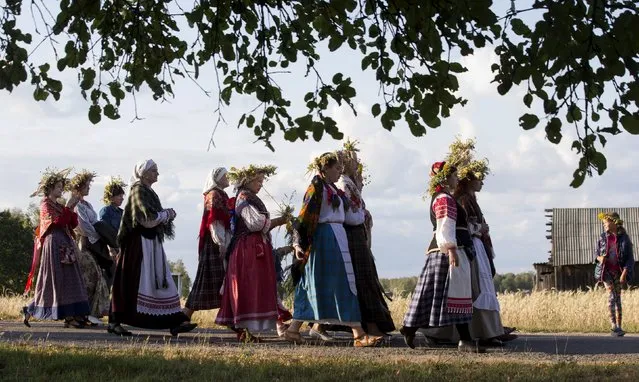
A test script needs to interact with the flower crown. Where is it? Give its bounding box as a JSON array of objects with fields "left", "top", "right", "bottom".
[
  {"left": 102, "top": 176, "right": 128, "bottom": 204},
  {"left": 69, "top": 170, "right": 97, "bottom": 191},
  {"left": 447, "top": 136, "right": 476, "bottom": 169},
  {"left": 597, "top": 212, "right": 624, "bottom": 226},
  {"left": 30, "top": 167, "right": 73, "bottom": 197},
  {"left": 227, "top": 165, "right": 277, "bottom": 185},
  {"left": 342, "top": 138, "right": 360, "bottom": 153},
  {"left": 307, "top": 152, "right": 339, "bottom": 174},
  {"left": 458, "top": 158, "right": 491, "bottom": 181},
  {"left": 428, "top": 161, "right": 456, "bottom": 195}
]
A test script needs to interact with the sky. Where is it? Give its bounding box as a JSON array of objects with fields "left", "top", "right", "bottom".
[{"left": 2, "top": 2, "right": 639, "bottom": 280}]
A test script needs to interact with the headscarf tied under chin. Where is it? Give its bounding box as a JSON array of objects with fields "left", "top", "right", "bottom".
[
  {"left": 131, "top": 159, "right": 157, "bottom": 184},
  {"left": 202, "top": 167, "right": 228, "bottom": 195}
]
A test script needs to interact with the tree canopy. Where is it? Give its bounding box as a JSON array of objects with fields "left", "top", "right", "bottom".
[
  {"left": 0, "top": 209, "right": 34, "bottom": 294},
  {"left": 1, "top": 0, "right": 638, "bottom": 186}
]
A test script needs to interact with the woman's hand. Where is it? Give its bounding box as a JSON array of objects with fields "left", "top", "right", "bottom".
[
  {"left": 620, "top": 270, "right": 628, "bottom": 284},
  {"left": 448, "top": 248, "right": 459, "bottom": 267},
  {"left": 293, "top": 245, "right": 305, "bottom": 260},
  {"left": 596, "top": 255, "right": 605, "bottom": 264},
  {"left": 66, "top": 194, "right": 80, "bottom": 209}
]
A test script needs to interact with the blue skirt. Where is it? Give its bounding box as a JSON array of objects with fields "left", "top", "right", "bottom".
[{"left": 293, "top": 224, "right": 361, "bottom": 323}]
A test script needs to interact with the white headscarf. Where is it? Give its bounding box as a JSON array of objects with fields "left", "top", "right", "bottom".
[
  {"left": 131, "top": 159, "right": 157, "bottom": 184},
  {"left": 202, "top": 167, "right": 228, "bottom": 194}
]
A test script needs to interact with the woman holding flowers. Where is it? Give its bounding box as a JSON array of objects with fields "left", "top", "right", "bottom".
[
  {"left": 215, "top": 165, "right": 289, "bottom": 341},
  {"left": 283, "top": 152, "right": 382, "bottom": 347},
  {"left": 400, "top": 161, "right": 484, "bottom": 353},
  {"left": 23, "top": 168, "right": 90, "bottom": 328}
]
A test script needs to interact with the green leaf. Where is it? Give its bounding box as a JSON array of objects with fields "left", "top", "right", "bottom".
[
  {"left": 88, "top": 104, "right": 101, "bottom": 124},
  {"left": 523, "top": 94, "right": 533, "bottom": 108},
  {"left": 570, "top": 169, "right": 586, "bottom": 188},
  {"left": 247, "top": 115, "right": 256, "bottom": 128},
  {"left": 371, "top": 103, "right": 381, "bottom": 117},
  {"left": 591, "top": 151, "right": 607, "bottom": 175},
  {"left": 620, "top": 114, "right": 639, "bottom": 134},
  {"left": 545, "top": 117, "right": 562, "bottom": 144},
  {"left": 104, "top": 104, "right": 119, "bottom": 119},
  {"left": 510, "top": 18, "right": 531, "bottom": 37},
  {"left": 519, "top": 114, "right": 540, "bottom": 130},
  {"left": 33, "top": 87, "right": 49, "bottom": 101}
]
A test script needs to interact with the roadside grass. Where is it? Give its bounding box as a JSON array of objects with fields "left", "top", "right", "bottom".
[
  {"left": 0, "top": 342, "right": 638, "bottom": 381},
  {"left": 3, "top": 288, "right": 638, "bottom": 333}
]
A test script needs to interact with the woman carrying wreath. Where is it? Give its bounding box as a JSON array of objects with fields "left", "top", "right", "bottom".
[
  {"left": 184, "top": 167, "right": 231, "bottom": 320},
  {"left": 215, "top": 165, "right": 289, "bottom": 342},
  {"left": 283, "top": 152, "right": 382, "bottom": 347},
  {"left": 22, "top": 168, "right": 90, "bottom": 328},
  {"left": 400, "top": 161, "right": 484, "bottom": 353},
  {"left": 109, "top": 160, "right": 196, "bottom": 336}
]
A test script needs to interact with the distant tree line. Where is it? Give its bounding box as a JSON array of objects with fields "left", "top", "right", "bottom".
[{"left": 380, "top": 272, "right": 535, "bottom": 298}]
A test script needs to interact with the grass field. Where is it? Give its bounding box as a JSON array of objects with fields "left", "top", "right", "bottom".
[
  {"left": 0, "top": 342, "right": 637, "bottom": 381},
  {"left": 2, "top": 288, "right": 638, "bottom": 333}
]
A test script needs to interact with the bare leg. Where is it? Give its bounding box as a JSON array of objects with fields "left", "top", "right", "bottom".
[
  {"left": 352, "top": 325, "right": 382, "bottom": 347},
  {"left": 183, "top": 308, "right": 194, "bottom": 320}
]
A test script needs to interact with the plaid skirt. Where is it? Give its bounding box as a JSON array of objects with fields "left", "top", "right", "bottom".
[
  {"left": 345, "top": 224, "right": 395, "bottom": 333},
  {"left": 27, "top": 228, "right": 90, "bottom": 320},
  {"left": 403, "top": 250, "right": 472, "bottom": 328},
  {"left": 185, "top": 234, "right": 225, "bottom": 310}
]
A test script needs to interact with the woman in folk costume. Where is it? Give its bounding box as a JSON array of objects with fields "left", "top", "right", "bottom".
[
  {"left": 283, "top": 152, "right": 382, "bottom": 347},
  {"left": 336, "top": 141, "right": 395, "bottom": 336},
  {"left": 215, "top": 165, "right": 290, "bottom": 342},
  {"left": 455, "top": 160, "right": 516, "bottom": 344},
  {"left": 183, "top": 167, "right": 231, "bottom": 320},
  {"left": 69, "top": 170, "right": 111, "bottom": 324},
  {"left": 22, "top": 168, "right": 90, "bottom": 328},
  {"left": 99, "top": 177, "right": 126, "bottom": 232},
  {"left": 109, "top": 160, "right": 197, "bottom": 337},
  {"left": 400, "top": 161, "right": 485, "bottom": 353},
  {"left": 594, "top": 212, "right": 634, "bottom": 337},
  {"left": 99, "top": 176, "right": 127, "bottom": 283}
]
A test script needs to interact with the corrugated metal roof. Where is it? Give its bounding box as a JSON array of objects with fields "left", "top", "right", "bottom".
[{"left": 551, "top": 207, "right": 639, "bottom": 266}]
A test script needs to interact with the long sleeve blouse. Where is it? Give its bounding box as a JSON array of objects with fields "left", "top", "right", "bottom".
[{"left": 432, "top": 193, "right": 457, "bottom": 252}]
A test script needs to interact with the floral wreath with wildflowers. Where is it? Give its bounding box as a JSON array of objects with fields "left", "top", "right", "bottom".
[
  {"left": 308, "top": 152, "right": 350, "bottom": 211},
  {"left": 102, "top": 176, "right": 128, "bottom": 205},
  {"left": 458, "top": 158, "right": 490, "bottom": 181},
  {"left": 597, "top": 211, "right": 624, "bottom": 226},
  {"left": 428, "top": 161, "right": 456, "bottom": 196},
  {"left": 30, "top": 167, "right": 73, "bottom": 197},
  {"left": 227, "top": 164, "right": 277, "bottom": 188},
  {"left": 447, "top": 136, "right": 476, "bottom": 169},
  {"left": 69, "top": 169, "right": 97, "bottom": 191}
]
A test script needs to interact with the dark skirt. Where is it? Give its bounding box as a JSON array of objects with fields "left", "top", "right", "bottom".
[
  {"left": 345, "top": 224, "right": 395, "bottom": 333},
  {"left": 403, "top": 251, "right": 472, "bottom": 328},
  {"left": 185, "top": 233, "right": 225, "bottom": 310},
  {"left": 27, "top": 228, "right": 90, "bottom": 320},
  {"left": 110, "top": 231, "right": 188, "bottom": 329}
]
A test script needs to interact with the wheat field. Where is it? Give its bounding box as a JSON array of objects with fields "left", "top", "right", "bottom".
[{"left": 2, "top": 289, "right": 637, "bottom": 333}]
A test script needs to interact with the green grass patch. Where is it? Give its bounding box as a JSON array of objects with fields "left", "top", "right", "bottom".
[{"left": 0, "top": 343, "right": 638, "bottom": 381}]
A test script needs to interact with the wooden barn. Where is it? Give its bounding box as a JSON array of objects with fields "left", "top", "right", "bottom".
[{"left": 534, "top": 207, "right": 639, "bottom": 291}]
